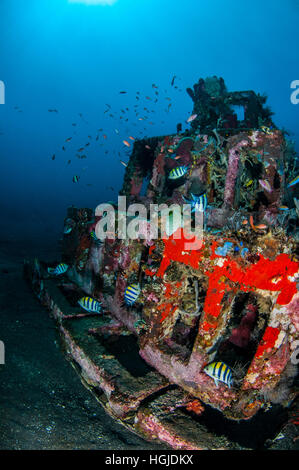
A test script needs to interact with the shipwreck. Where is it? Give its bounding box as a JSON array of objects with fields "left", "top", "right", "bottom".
[{"left": 25, "top": 77, "right": 299, "bottom": 450}]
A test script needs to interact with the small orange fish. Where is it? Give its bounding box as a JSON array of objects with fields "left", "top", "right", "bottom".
[
  {"left": 255, "top": 224, "right": 267, "bottom": 230},
  {"left": 167, "top": 148, "right": 174, "bottom": 153},
  {"left": 123, "top": 140, "right": 131, "bottom": 147},
  {"left": 129, "top": 136, "right": 135, "bottom": 141},
  {"left": 138, "top": 117, "right": 144, "bottom": 121},
  {"left": 249, "top": 215, "right": 256, "bottom": 231},
  {"left": 103, "top": 134, "right": 107, "bottom": 139},
  {"left": 120, "top": 160, "right": 127, "bottom": 167},
  {"left": 145, "top": 145, "right": 151, "bottom": 150},
  {"left": 242, "top": 219, "right": 248, "bottom": 225}
]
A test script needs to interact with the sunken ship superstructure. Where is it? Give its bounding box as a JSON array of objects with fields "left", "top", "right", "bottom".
[{"left": 25, "top": 77, "right": 299, "bottom": 450}]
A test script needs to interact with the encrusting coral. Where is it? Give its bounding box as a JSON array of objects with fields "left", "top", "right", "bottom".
[{"left": 42, "top": 77, "right": 299, "bottom": 424}]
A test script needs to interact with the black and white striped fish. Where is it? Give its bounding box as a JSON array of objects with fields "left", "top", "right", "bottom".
[
  {"left": 78, "top": 296, "right": 102, "bottom": 313},
  {"left": 183, "top": 192, "right": 207, "bottom": 213},
  {"left": 47, "top": 263, "right": 69, "bottom": 275},
  {"left": 124, "top": 283, "right": 141, "bottom": 306},
  {"left": 168, "top": 165, "right": 189, "bottom": 180},
  {"left": 203, "top": 361, "right": 233, "bottom": 388}
]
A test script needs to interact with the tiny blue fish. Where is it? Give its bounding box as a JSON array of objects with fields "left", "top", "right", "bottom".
[
  {"left": 63, "top": 218, "right": 74, "bottom": 234},
  {"left": 78, "top": 296, "right": 102, "bottom": 313},
  {"left": 168, "top": 165, "right": 189, "bottom": 180},
  {"left": 124, "top": 283, "right": 141, "bottom": 306},
  {"left": 287, "top": 175, "right": 299, "bottom": 188},
  {"left": 90, "top": 231, "right": 103, "bottom": 245},
  {"left": 204, "top": 361, "right": 233, "bottom": 388},
  {"left": 47, "top": 263, "right": 69, "bottom": 275},
  {"left": 183, "top": 192, "right": 207, "bottom": 213},
  {"left": 73, "top": 175, "right": 80, "bottom": 183}
]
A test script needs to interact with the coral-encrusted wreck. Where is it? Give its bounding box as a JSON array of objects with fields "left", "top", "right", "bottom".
[{"left": 25, "top": 77, "right": 299, "bottom": 450}]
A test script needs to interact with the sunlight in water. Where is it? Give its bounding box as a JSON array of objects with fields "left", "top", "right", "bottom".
[{"left": 69, "top": 0, "right": 118, "bottom": 5}]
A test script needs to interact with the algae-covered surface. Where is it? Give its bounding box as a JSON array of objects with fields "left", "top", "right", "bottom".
[
  {"left": 1, "top": 240, "right": 298, "bottom": 450},
  {"left": 0, "top": 240, "right": 168, "bottom": 450}
]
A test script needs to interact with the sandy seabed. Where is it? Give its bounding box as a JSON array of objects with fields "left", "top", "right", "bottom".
[{"left": 0, "top": 239, "right": 168, "bottom": 450}]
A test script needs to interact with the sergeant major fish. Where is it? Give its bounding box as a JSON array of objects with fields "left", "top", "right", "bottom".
[
  {"left": 124, "top": 283, "right": 141, "bottom": 306},
  {"left": 260, "top": 125, "right": 273, "bottom": 135},
  {"left": 78, "top": 296, "right": 102, "bottom": 314},
  {"left": 203, "top": 361, "right": 233, "bottom": 388},
  {"left": 183, "top": 192, "right": 207, "bottom": 213},
  {"left": 168, "top": 165, "right": 189, "bottom": 180},
  {"left": 47, "top": 263, "right": 69, "bottom": 275}
]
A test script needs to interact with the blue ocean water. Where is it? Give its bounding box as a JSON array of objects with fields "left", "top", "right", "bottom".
[{"left": 0, "top": 0, "right": 298, "bottom": 244}]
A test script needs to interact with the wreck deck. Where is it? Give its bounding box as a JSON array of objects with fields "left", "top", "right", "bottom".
[{"left": 24, "top": 258, "right": 297, "bottom": 450}]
